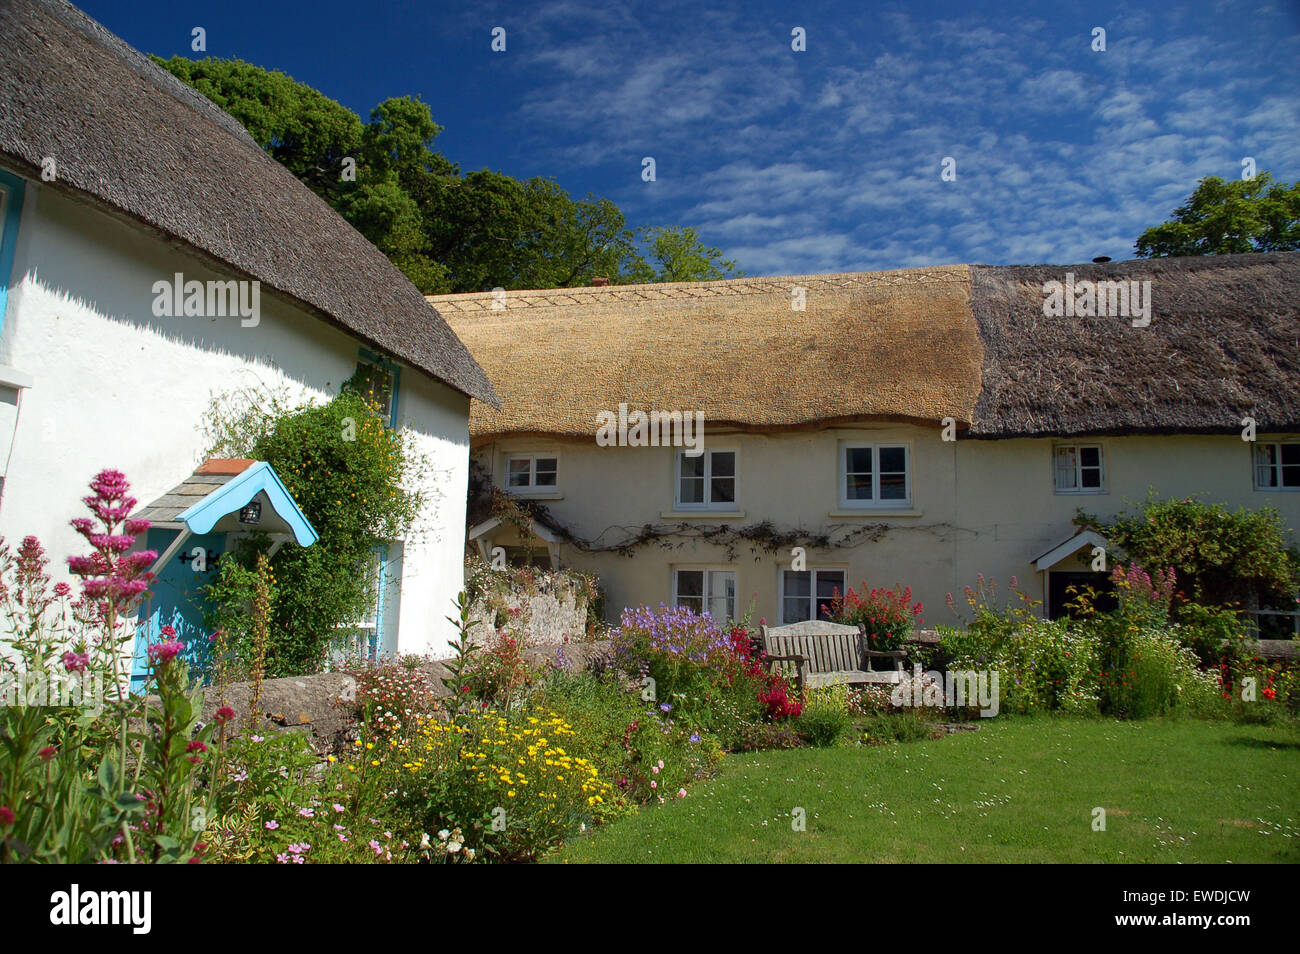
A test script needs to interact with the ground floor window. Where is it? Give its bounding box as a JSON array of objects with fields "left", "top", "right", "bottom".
[
  {"left": 780, "top": 567, "right": 845, "bottom": 624},
  {"left": 673, "top": 567, "right": 736, "bottom": 622}
]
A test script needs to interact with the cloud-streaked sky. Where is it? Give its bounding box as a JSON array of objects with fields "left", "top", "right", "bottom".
[{"left": 80, "top": 0, "right": 1300, "bottom": 276}]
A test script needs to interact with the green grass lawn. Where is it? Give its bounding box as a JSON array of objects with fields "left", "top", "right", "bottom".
[{"left": 549, "top": 717, "right": 1300, "bottom": 863}]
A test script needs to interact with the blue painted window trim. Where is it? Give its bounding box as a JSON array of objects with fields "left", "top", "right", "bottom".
[
  {"left": 0, "top": 169, "right": 27, "bottom": 334},
  {"left": 357, "top": 347, "right": 401, "bottom": 428}
]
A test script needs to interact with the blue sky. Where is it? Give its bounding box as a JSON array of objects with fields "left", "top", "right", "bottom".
[{"left": 80, "top": 0, "right": 1300, "bottom": 276}]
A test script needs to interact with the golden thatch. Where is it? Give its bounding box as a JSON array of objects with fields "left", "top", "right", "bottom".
[{"left": 431, "top": 266, "right": 982, "bottom": 443}]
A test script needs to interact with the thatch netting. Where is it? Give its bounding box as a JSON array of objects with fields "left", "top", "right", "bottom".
[
  {"left": 968, "top": 252, "right": 1300, "bottom": 436},
  {"left": 434, "top": 266, "right": 982, "bottom": 442},
  {"left": 0, "top": 0, "right": 495, "bottom": 404}
]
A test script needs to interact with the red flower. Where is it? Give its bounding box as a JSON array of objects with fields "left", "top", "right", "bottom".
[
  {"left": 214, "top": 705, "right": 236, "bottom": 724},
  {"left": 0, "top": 806, "right": 14, "bottom": 826},
  {"left": 39, "top": 746, "right": 57, "bottom": 761}
]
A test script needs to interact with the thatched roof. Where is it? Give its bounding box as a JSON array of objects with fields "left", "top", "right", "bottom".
[
  {"left": 436, "top": 253, "right": 1300, "bottom": 442},
  {"left": 968, "top": 252, "right": 1300, "bottom": 436},
  {"left": 0, "top": 0, "right": 495, "bottom": 405},
  {"left": 434, "top": 266, "right": 983, "bottom": 442}
]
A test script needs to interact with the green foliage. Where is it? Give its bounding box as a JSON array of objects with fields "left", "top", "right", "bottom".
[
  {"left": 798, "top": 684, "right": 853, "bottom": 747},
  {"left": 1136, "top": 172, "right": 1300, "bottom": 257},
  {"left": 203, "top": 386, "right": 429, "bottom": 676},
  {"left": 154, "top": 56, "right": 742, "bottom": 293},
  {"left": 625, "top": 226, "right": 741, "bottom": 284},
  {"left": 1081, "top": 493, "right": 1300, "bottom": 611}
]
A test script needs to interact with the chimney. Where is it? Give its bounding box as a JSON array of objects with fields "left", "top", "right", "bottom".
[{"left": 591, "top": 276, "right": 610, "bottom": 287}]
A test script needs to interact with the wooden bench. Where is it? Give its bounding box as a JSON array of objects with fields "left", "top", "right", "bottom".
[{"left": 759, "top": 620, "right": 907, "bottom": 689}]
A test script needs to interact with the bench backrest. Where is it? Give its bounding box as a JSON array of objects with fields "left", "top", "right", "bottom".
[{"left": 760, "top": 621, "right": 864, "bottom": 673}]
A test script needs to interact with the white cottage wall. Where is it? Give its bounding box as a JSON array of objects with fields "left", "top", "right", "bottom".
[{"left": 0, "top": 182, "right": 469, "bottom": 654}]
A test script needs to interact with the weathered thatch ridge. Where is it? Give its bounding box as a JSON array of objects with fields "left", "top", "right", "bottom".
[
  {"left": 968, "top": 252, "right": 1300, "bottom": 437},
  {"left": 0, "top": 0, "right": 496, "bottom": 405},
  {"left": 433, "top": 266, "right": 983, "bottom": 442}
]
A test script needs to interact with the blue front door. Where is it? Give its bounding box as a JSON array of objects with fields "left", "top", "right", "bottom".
[{"left": 131, "top": 529, "right": 225, "bottom": 690}]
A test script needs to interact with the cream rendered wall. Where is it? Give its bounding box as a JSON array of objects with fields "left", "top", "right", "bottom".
[
  {"left": 0, "top": 181, "right": 469, "bottom": 655},
  {"left": 477, "top": 427, "right": 1300, "bottom": 630}
]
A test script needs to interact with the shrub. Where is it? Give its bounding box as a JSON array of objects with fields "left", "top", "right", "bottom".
[
  {"left": 1173, "top": 601, "right": 1251, "bottom": 667},
  {"left": 798, "top": 683, "right": 853, "bottom": 747},
  {"left": 989, "top": 618, "right": 1099, "bottom": 715},
  {"left": 203, "top": 385, "right": 431, "bottom": 676},
  {"left": 826, "top": 583, "right": 923, "bottom": 651},
  {"left": 384, "top": 709, "right": 622, "bottom": 862},
  {"left": 610, "top": 605, "right": 769, "bottom": 746},
  {"left": 1084, "top": 494, "right": 1300, "bottom": 611}
]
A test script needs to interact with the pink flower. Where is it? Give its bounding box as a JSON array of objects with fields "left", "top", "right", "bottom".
[
  {"left": 0, "top": 807, "right": 14, "bottom": 826},
  {"left": 147, "top": 639, "right": 184, "bottom": 665},
  {"left": 185, "top": 740, "right": 207, "bottom": 755},
  {"left": 53, "top": 582, "right": 71, "bottom": 597},
  {"left": 214, "top": 706, "right": 235, "bottom": 724},
  {"left": 650, "top": 780, "right": 657, "bottom": 789},
  {"left": 265, "top": 820, "right": 279, "bottom": 830},
  {"left": 677, "top": 788, "right": 687, "bottom": 798},
  {"left": 39, "top": 746, "right": 57, "bottom": 761},
  {"left": 298, "top": 808, "right": 314, "bottom": 818},
  {"left": 62, "top": 650, "right": 89, "bottom": 673}
]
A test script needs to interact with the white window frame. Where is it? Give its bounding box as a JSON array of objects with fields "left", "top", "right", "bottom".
[
  {"left": 839, "top": 442, "right": 911, "bottom": 509},
  {"left": 671, "top": 566, "right": 738, "bottom": 622},
  {"left": 778, "top": 566, "right": 848, "bottom": 624},
  {"left": 505, "top": 452, "right": 560, "bottom": 494},
  {"left": 1253, "top": 441, "right": 1300, "bottom": 492},
  {"left": 1052, "top": 443, "right": 1106, "bottom": 495},
  {"left": 674, "top": 447, "right": 739, "bottom": 510}
]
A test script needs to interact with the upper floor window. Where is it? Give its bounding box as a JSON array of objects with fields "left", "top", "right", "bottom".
[
  {"left": 507, "top": 454, "right": 558, "bottom": 492},
  {"left": 1053, "top": 444, "right": 1104, "bottom": 494},
  {"left": 840, "top": 443, "right": 909, "bottom": 507},
  {"left": 676, "top": 449, "right": 736, "bottom": 509},
  {"left": 1254, "top": 442, "right": 1300, "bottom": 491},
  {"left": 353, "top": 351, "right": 399, "bottom": 427},
  {"left": 0, "top": 170, "right": 27, "bottom": 326}
]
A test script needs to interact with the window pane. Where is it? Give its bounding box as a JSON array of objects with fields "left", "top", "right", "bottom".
[
  {"left": 1284, "top": 465, "right": 1300, "bottom": 488},
  {"left": 1080, "top": 467, "right": 1101, "bottom": 489},
  {"left": 679, "top": 454, "right": 704, "bottom": 479},
  {"left": 507, "top": 458, "right": 531, "bottom": 487},
  {"left": 676, "top": 570, "right": 703, "bottom": 601},
  {"left": 846, "top": 473, "right": 873, "bottom": 500},
  {"left": 879, "top": 446, "right": 906, "bottom": 473},
  {"left": 535, "top": 457, "right": 558, "bottom": 474},
  {"left": 1282, "top": 444, "right": 1300, "bottom": 466},
  {"left": 879, "top": 472, "right": 906, "bottom": 499},
  {"left": 782, "top": 599, "right": 806, "bottom": 625},
  {"left": 708, "top": 571, "right": 736, "bottom": 622},
  {"left": 846, "top": 447, "right": 872, "bottom": 474},
  {"left": 710, "top": 452, "right": 735, "bottom": 477},
  {"left": 784, "top": 570, "right": 810, "bottom": 598},
  {"left": 1080, "top": 446, "right": 1101, "bottom": 468},
  {"left": 710, "top": 476, "right": 736, "bottom": 504},
  {"left": 816, "top": 570, "right": 845, "bottom": 619},
  {"left": 1054, "top": 447, "right": 1077, "bottom": 490},
  {"left": 679, "top": 477, "right": 705, "bottom": 504}
]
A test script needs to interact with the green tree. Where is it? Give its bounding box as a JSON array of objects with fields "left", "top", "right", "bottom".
[
  {"left": 1135, "top": 172, "right": 1300, "bottom": 257},
  {"left": 154, "top": 55, "right": 741, "bottom": 293},
  {"left": 626, "top": 226, "right": 743, "bottom": 283}
]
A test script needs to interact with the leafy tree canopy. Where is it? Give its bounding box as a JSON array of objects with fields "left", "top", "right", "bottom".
[
  {"left": 1135, "top": 172, "right": 1300, "bottom": 258},
  {"left": 154, "top": 56, "right": 743, "bottom": 293}
]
